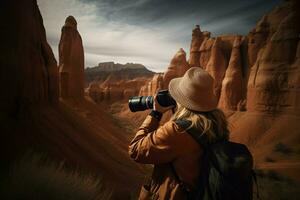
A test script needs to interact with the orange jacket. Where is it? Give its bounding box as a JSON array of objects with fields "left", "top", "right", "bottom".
[{"left": 129, "top": 115, "right": 203, "bottom": 200}]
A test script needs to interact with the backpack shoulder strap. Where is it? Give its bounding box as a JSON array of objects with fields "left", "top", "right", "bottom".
[
  {"left": 175, "top": 119, "right": 209, "bottom": 148},
  {"left": 174, "top": 119, "right": 191, "bottom": 130}
]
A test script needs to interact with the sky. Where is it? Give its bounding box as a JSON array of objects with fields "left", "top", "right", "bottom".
[{"left": 37, "top": 0, "right": 282, "bottom": 72}]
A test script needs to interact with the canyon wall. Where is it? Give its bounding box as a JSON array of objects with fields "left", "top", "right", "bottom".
[{"left": 0, "top": 0, "right": 59, "bottom": 118}]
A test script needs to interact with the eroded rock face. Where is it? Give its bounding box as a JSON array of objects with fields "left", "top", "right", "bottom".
[
  {"left": 199, "top": 38, "right": 215, "bottom": 69},
  {"left": 247, "top": 9, "right": 300, "bottom": 114},
  {"left": 218, "top": 36, "right": 244, "bottom": 111},
  {"left": 163, "top": 48, "right": 190, "bottom": 89},
  {"left": 87, "top": 76, "right": 151, "bottom": 103},
  {"left": 189, "top": 25, "right": 204, "bottom": 67},
  {"left": 0, "top": 0, "right": 59, "bottom": 117},
  {"left": 206, "top": 37, "right": 228, "bottom": 98},
  {"left": 59, "top": 16, "right": 84, "bottom": 99},
  {"left": 227, "top": 1, "right": 300, "bottom": 168},
  {"left": 87, "top": 82, "right": 103, "bottom": 103},
  {"left": 247, "top": 15, "right": 270, "bottom": 68},
  {"left": 139, "top": 74, "right": 164, "bottom": 96}
]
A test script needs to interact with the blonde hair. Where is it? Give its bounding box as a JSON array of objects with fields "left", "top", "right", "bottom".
[{"left": 172, "top": 104, "right": 229, "bottom": 142}]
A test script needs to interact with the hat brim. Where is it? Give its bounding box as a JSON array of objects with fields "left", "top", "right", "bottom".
[{"left": 169, "top": 77, "right": 218, "bottom": 112}]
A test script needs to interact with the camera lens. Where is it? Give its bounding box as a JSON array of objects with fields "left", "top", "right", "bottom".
[{"left": 128, "top": 96, "right": 153, "bottom": 112}]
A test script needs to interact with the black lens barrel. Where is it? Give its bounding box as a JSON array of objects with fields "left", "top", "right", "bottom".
[
  {"left": 128, "top": 90, "right": 176, "bottom": 112},
  {"left": 128, "top": 96, "right": 153, "bottom": 112}
]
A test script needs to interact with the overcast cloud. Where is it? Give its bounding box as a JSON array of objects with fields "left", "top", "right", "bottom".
[{"left": 37, "top": 0, "right": 281, "bottom": 72}]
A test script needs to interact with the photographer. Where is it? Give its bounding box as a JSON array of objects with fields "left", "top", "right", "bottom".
[{"left": 129, "top": 67, "right": 230, "bottom": 200}]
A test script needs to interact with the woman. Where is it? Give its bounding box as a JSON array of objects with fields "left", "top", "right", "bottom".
[{"left": 129, "top": 67, "right": 230, "bottom": 200}]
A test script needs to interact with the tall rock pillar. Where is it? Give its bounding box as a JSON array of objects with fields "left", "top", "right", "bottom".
[
  {"left": 163, "top": 48, "right": 190, "bottom": 89},
  {"left": 59, "top": 16, "right": 84, "bottom": 99},
  {"left": 206, "top": 37, "right": 227, "bottom": 98},
  {"left": 218, "top": 36, "right": 244, "bottom": 111},
  {"left": 189, "top": 25, "right": 204, "bottom": 67}
]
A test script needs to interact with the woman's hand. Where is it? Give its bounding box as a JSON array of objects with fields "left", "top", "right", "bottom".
[{"left": 153, "top": 94, "right": 175, "bottom": 113}]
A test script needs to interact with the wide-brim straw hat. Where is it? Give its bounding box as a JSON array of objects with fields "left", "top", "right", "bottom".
[{"left": 169, "top": 67, "right": 218, "bottom": 112}]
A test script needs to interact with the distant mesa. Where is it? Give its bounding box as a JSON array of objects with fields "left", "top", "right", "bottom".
[
  {"left": 85, "top": 62, "right": 154, "bottom": 83},
  {"left": 87, "top": 62, "right": 149, "bottom": 72},
  {"left": 85, "top": 61, "right": 155, "bottom": 103}
]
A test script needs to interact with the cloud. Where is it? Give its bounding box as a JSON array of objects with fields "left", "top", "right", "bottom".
[{"left": 38, "top": 0, "right": 282, "bottom": 72}]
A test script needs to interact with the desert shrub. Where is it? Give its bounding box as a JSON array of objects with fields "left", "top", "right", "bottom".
[
  {"left": 254, "top": 169, "right": 300, "bottom": 200},
  {"left": 0, "top": 154, "right": 111, "bottom": 200},
  {"left": 273, "top": 142, "right": 292, "bottom": 154}
]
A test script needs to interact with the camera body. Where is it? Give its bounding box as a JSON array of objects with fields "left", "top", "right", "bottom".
[{"left": 128, "top": 90, "right": 176, "bottom": 112}]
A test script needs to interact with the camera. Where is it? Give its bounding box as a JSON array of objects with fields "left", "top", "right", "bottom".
[{"left": 128, "top": 90, "right": 176, "bottom": 112}]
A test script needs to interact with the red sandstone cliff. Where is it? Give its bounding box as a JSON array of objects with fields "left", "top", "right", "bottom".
[{"left": 228, "top": 1, "right": 300, "bottom": 172}]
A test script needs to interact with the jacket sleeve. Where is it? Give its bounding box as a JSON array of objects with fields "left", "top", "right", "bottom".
[{"left": 128, "top": 115, "right": 181, "bottom": 164}]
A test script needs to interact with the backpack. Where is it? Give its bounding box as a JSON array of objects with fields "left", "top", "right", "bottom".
[{"left": 174, "top": 119, "right": 257, "bottom": 200}]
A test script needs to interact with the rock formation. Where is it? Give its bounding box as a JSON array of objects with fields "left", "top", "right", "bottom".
[
  {"left": 139, "top": 74, "right": 164, "bottom": 96},
  {"left": 87, "top": 75, "right": 151, "bottom": 103},
  {"left": 59, "top": 16, "right": 84, "bottom": 99},
  {"left": 247, "top": 6, "right": 299, "bottom": 114},
  {"left": 0, "top": 0, "right": 59, "bottom": 118},
  {"left": 199, "top": 37, "right": 215, "bottom": 69},
  {"left": 205, "top": 37, "right": 228, "bottom": 98},
  {"left": 189, "top": 25, "right": 204, "bottom": 67},
  {"left": 222, "top": 1, "right": 300, "bottom": 174},
  {"left": 247, "top": 15, "right": 270, "bottom": 68},
  {"left": 87, "top": 82, "right": 103, "bottom": 103},
  {"left": 218, "top": 36, "right": 244, "bottom": 111},
  {"left": 85, "top": 62, "right": 154, "bottom": 85},
  {"left": 163, "top": 48, "right": 190, "bottom": 89}
]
